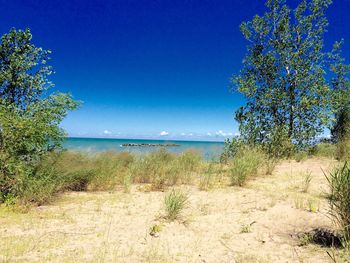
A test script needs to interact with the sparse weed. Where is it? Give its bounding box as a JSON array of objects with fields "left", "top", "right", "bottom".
[
  {"left": 199, "top": 163, "right": 215, "bottom": 191},
  {"left": 149, "top": 224, "right": 162, "bottom": 237},
  {"left": 240, "top": 221, "right": 255, "bottom": 233},
  {"left": 164, "top": 189, "right": 188, "bottom": 220},
  {"left": 325, "top": 162, "right": 350, "bottom": 241},
  {"left": 299, "top": 233, "right": 314, "bottom": 246},
  {"left": 294, "top": 195, "right": 305, "bottom": 210},
  {"left": 301, "top": 170, "right": 312, "bottom": 193},
  {"left": 307, "top": 198, "right": 319, "bottom": 213},
  {"left": 122, "top": 173, "right": 132, "bottom": 193},
  {"left": 240, "top": 224, "right": 252, "bottom": 233}
]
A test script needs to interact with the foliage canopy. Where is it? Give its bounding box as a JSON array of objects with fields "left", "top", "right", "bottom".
[
  {"left": 233, "top": 0, "right": 349, "bottom": 156},
  {"left": 0, "top": 28, "right": 78, "bottom": 201}
]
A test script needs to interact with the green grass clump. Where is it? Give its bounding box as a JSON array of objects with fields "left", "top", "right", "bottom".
[
  {"left": 88, "top": 152, "right": 134, "bottom": 190},
  {"left": 264, "top": 158, "right": 277, "bottom": 175},
  {"left": 0, "top": 148, "right": 201, "bottom": 206},
  {"left": 301, "top": 170, "right": 312, "bottom": 193},
  {"left": 336, "top": 137, "right": 350, "bottom": 161},
  {"left": 310, "top": 143, "right": 337, "bottom": 159},
  {"left": 11, "top": 152, "right": 95, "bottom": 205},
  {"left": 326, "top": 162, "right": 350, "bottom": 242},
  {"left": 229, "top": 147, "right": 266, "bottom": 186},
  {"left": 131, "top": 149, "right": 201, "bottom": 191},
  {"left": 199, "top": 163, "right": 215, "bottom": 191},
  {"left": 294, "top": 151, "right": 308, "bottom": 162},
  {"left": 164, "top": 189, "right": 188, "bottom": 220}
]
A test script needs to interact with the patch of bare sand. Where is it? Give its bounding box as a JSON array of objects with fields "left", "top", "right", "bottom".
[{"left": 0, "top": 158, "right": 345, "bottom": 262}]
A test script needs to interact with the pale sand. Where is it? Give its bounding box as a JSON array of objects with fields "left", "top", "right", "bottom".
[{"left": 0, "top": 158, "right": 345, "bottom": 262}]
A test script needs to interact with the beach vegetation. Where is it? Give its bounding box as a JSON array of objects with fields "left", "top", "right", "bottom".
[
  {"left": 229, "top": 147, "right": 266, "bottom": 186},
  {"left": 164, "top": 188, "right": 188, "bottom": 221},
  {"left": 232, "top": 0, "right": 350, "bottom": 158},
  {"left": 310, "top": 142, "right": 337, "bottom": 159},
  {"left": 326, "top": 162, "right": 350, "bottom": 242},
  {"left": 335, "top": 136, "right": 350, "bottom": 161},
  {"left": 199, "top": 162, "right": 216, "bottom": 191},
  {"left": 220, "top": 137, "right": 244, "bottom": 163},
  {"left": 301, "top": 170, "right": 312, "bottom": 193},
  {"left": 0, "top": 28, "right": 78, "bottom": 204}
]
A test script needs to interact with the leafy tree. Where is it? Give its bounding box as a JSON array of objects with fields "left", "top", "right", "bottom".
[
  {"left": 233, "top": 0, "right": 333, "bottom": 156},
  {"left": 329, "top": 41, "right": 350, "bottom": 143},
  {"left": 0, "top": 28, "right": 78, "bottom": 201},
  {"left": 220, "top": 137, "right": 243, "bottom": 163}
]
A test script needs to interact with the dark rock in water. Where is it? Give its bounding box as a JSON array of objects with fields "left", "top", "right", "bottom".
[{"left": 121, "top": 143, "right": 180, "bottom": 147}]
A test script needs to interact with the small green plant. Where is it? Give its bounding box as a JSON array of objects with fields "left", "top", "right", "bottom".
[
  {"left": 149, "top": 224, "right": 162, "bottom": 237},
  {"left": 240, "top": 221, "right": 255, "bottom": 233},
  {"left": 325, "top": 162, "right": 350, "bottom": 242},
  {"left": 3, "top": 193, "right": 18, "bottom": 207},
  {"left": 307, "top": 198, "right": 319, "bottom": 213},
  {"left": 240, "top": 224, "right": 251, "bottom": 233},
  {"left": 164, "top": 189, "right": 188, "bottom": 220},
  {"left": 301, "top": 170, "right": 312, "bottom": 193},
  {"left": 299, "top": 233, "right": 314, "bottom": 246}
]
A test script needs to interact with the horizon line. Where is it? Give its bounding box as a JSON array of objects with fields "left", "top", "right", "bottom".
[{"left": 66, "top": 136, "right": 226, "bottom": 143}]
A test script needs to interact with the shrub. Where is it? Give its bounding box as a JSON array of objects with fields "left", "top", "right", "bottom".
[
  {"left": 229, "top": 147, "right": 266, "bottom": 186},
  {"left": 336, "top": 137, "right": 350, "bottom": 161},
  {"left": 88, "top": 152, "right": 133, "bottom": 191},
  {"left": 326, "top": 162, "right": 350, "bottom": 241},
  {"left": 294, "top": 151, "right": 308, "bottom": 162},
  {"left": 310, "top": 143, "right": 337, "bottom": 159},
  {"left": 264, "top": 158, "right": 277, "bottom": 175},
  {"left": 220, "top": 137, "right": 243, "bottom": 163},
  {"left": 14, "top": 152, "right": 95, "bottom": 205},
  {"left": 164, "top": 189, "right": 188, "bottom": 220},
  {"left": 0, "top": 29, "right": 78, "bottom": 203},
  {"left": 15, "top": 172, "right": 59, "bottom": 206}
]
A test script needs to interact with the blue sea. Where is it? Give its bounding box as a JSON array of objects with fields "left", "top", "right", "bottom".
[{"left": 64, "top": 137, "right": 225, "bottom": 160}]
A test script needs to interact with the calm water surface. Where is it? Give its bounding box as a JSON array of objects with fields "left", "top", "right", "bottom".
[{"left": 64, "top": 137, "right": 224, "bottom": 160}]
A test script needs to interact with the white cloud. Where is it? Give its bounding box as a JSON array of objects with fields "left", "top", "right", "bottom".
[
  {"left": 235, "top": 132, "right": 240, "bottom": 137},
  {"left": 214, "top": 131, "right": 235, "bottom": 137},
  {"left": 207, "top": 132, "right": 212, "bottom": 136},
  {"left": 180, "top": 132, "right": 186, "bottom": 136},
  {"left": 103, "top": 130, "right": 112, "bottom": 135},
  {"left": 160, "top": 131, "right": 169, "bottom": 136},
  {"left": 188, "top": 133, "right": 193, "bottom": 136},
  {"left": 215, "top": 130, "right": 226, "bottom": 136}
]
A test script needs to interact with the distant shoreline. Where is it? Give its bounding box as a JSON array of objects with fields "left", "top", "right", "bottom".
[
  {"left": 121, "top": 143, "right": 180, "bottom": 147},
  {"left": 65, "top": 136, "right": 225, "bottom": 144}
]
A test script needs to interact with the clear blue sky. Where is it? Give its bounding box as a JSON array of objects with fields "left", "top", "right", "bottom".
[{"left": 1, "top": 0, "right": 349, "bottom": 141}]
